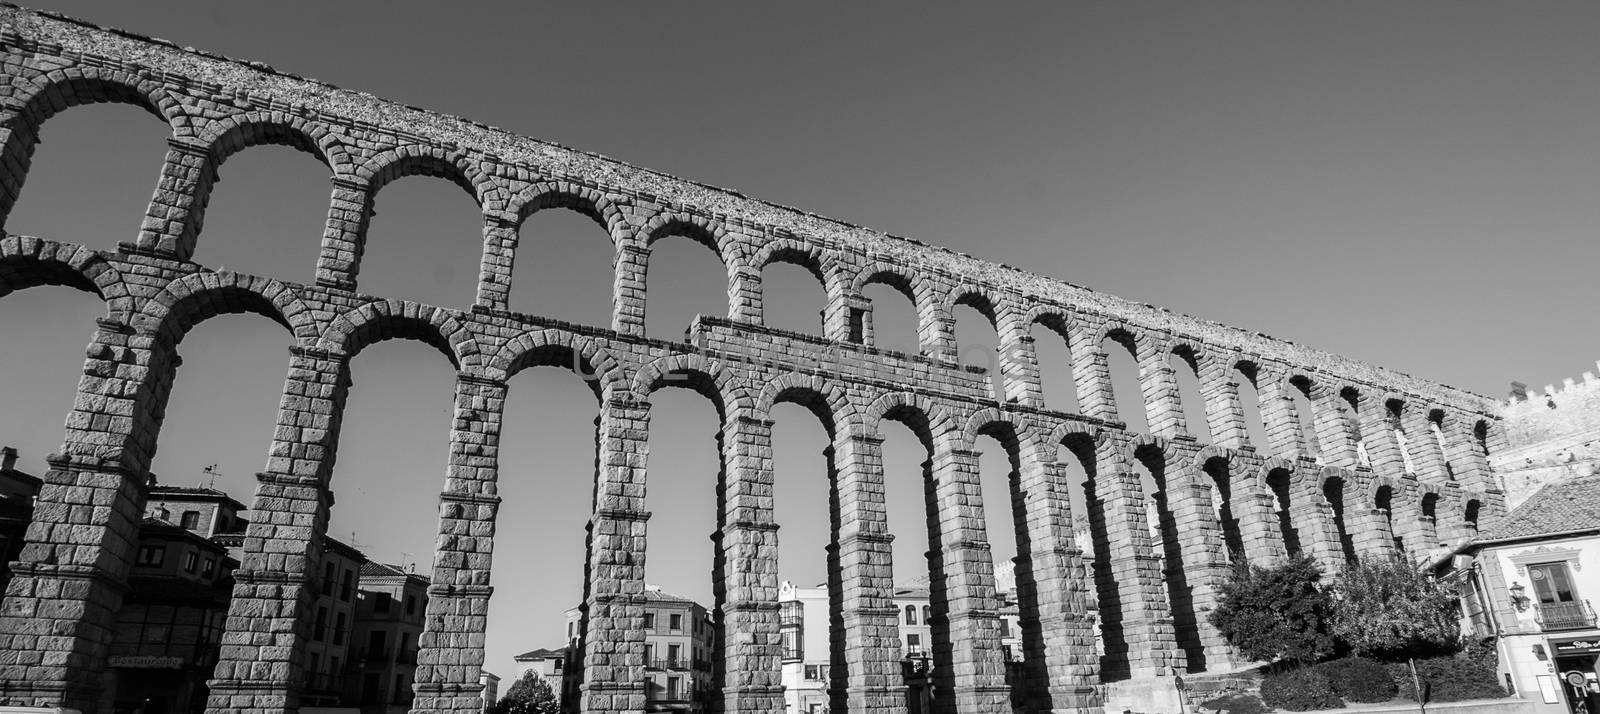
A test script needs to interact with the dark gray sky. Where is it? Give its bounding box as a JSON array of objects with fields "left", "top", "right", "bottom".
[{"left": 3, "top": 0, "right": 1598, "bottom": 678}]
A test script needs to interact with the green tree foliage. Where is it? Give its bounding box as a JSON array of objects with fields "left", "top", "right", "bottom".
[
  {"left": 494, "top": 670, "right": 561, "bottom": 714},
  {"left": 1207, "top": 554, "right": 1337, "bottom": 666},
  {"left": 1328, "top": 556, "right": 1462, "bottom": 661}
]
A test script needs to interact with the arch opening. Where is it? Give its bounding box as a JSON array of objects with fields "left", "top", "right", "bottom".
[
  {"left": 1170, "top": 347, "right": 1210, "bottom": 440},
  {"left": 1134, "top": 443, "right": 1206, "bottom": 672},
  {"left": 953, "top": 298, "right": 1004, "bottom": 402},
  {"left": 1321, "top": 476, "right": 1356, "bottom": 564},
  {"left": 1102, "top": 331, "right": 1146, "bottom": 433},
  {"left": 1234, "top": 362, "right": 1270, "bottom": 451},
  {"left": 359, "top": 172, "right": 483, "bottom": 309},
  {"left": 762, "top": 258, "right": 827, "bottom": 335},
  {"left": 860, "top": 272, "right": 919, "bottom": 356},
  {"left": 5, "top": 101, "right": 171, "bottom": 249},
  {"left": 1030, "top": 318, "right": 1079, "bottom": 414},
  {"left": 195, "top": 139, "right": 333, "bottom": 283},
  {"left": 511, "top": 206, "right": 616, "bottom": 329},
  {"left": 1289, "top": 376, "right": 1320, "bottom": 461},
  {"left": 1266, "top": 468, "right": 1301, "bottom": 558},
  {"left": 643, "top": 234, "right": 725, "bottom": 341}
]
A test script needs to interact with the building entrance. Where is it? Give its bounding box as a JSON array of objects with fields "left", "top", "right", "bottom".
[{"left": 1553, "top": 637, "right": 1600, "bottom": 714}]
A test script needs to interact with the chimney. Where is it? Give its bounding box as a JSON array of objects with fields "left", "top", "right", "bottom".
[
  {"left": 1, "top": 446, "right": 16, "bottom": 472},
  {"left": 1509, "top": 381, "right": 1528, "bottom": 401}
]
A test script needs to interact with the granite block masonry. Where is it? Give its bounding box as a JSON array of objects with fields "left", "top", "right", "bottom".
[{"left": 0, "top": 5, "right": 1505, "bottom": 714}]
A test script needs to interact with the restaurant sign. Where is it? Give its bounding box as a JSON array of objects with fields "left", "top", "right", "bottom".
[
  {"left": 108, "top": 655, "right": 184, "bottom": 669},
  {"left": 1552, "top": 638, "right": 1600, "bottom": 656}
]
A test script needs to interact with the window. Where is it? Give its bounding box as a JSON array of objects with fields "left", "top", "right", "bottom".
[
  {"left": 805, "top": 664, "right": 821, "bottom": 680},
  {"left": 137, "top": 545, "right": 165, "bottom": 567},
  {"left": 313, "top": 607, "right": 328, "bottom": 642},
  {"left": 1000, "top": 618, "right": 1011, "bottom": 637},
  {"left": 644, "top": 612, "right": 655, "bottom": 630},
  {"left": 667, "top": 676, "right": 680, "bottom": 699},
  {"left": 179, "top": 510, "right": 200, "bottom": 530},
  {"left": 922, "top": 605, "right": 931, "bottom": 623},
  {"left": 202, "top": 557, "right": 216, "bottom": 578},
  {"left": 669, "top": 613, "right": 682, "bottom": 631},
  {"left": 907, "top": 633, "right": 923, "bottom": 656},
  {"left": 644, "top": 643, "right": 655, "bottom": 663},
  {"left": 904, "top": 605, "right": 917, "bottom": 625},
  {"left": 334, "top": 612, "right": 347, "bottom": 645},
  {"left": 405, "top": 594, "right": 416, "bottom": 616},
  {"left": 554, "top": 658, "right": 563, "bottom": 672},
  {"left": 183, "top": 551, "right": 199, "bottom": 573},
  {"left": 375, "top": 592, "right": 392, "bottom": 613},
  {"left": 367, "top": 629, "right": 387, "bottom": 658},
  {"left": 341, "top": 569, "right": 354, "bottom": 601},
  {"left": 782, "top": 628, "right": 801, "bottom": 661},
  {"left": 392, "top": 674, "right": 408, "bottom": 704},
  {"left": 567, "top": 622, "right": 574, "bottom": 638},
  {"left": 668, "top": 644, "right": 681, "bottom": 665},
  {"left": 323, "top": 562, "right": 335, "bottom": 595},
  {"left": 1530, "top": 563, "right": 1577, "bottom": 604}
]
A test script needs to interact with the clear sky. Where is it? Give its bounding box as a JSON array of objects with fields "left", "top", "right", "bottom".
[{"left": 3, "top": 0, "right": 1598, "bottom": 680}]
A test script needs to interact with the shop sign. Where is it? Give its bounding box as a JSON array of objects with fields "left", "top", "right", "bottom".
[
  {"left": 1552, "top": 638, "right": 1600, "bottom": 655},
  {"left": 108, "top": 655, "right": 184, "bottom": 669}
]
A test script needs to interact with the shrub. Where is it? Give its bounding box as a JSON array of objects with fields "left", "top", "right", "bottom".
[
  {"left": 1260, "top": 668, "right": 1344, "bottom": 711},
  {"left": 1328, "top": 556, "right": 1462, "bottom": 661},
  {"left": 1198, "top": 693, "right": 1269, "bottom": 714},
  {"left": 1315, "top": 657, "right": 1398, "bottom": 703},
  {"left": 1392, "top": 641, "right": 1509, "bottom": 703},
  {"left": 1208, "top": 554, "right": 1338, "bottom": 666}
]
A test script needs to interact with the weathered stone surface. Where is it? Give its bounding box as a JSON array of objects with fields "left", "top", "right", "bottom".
[{"left": 0, "top": 6, "right": 1507, "bottom": 714}]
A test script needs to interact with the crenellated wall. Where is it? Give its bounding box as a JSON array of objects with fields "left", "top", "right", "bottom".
[{"left": 0, "top": 5, "right": 1506, "bottom": 714}]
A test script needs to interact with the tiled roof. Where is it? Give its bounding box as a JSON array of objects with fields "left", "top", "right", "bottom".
[
  {"left": 514, "top": 646, "right": 568, "bottom": 661},
  {"left": 360, "top": 561, "right": 408, "bottom": 578},
  {"left": 640, "top": 588, "right": 697, "bottom": 604},
  {"left": 1477, "top": 475, "right": 1600, "bottom": 543}
]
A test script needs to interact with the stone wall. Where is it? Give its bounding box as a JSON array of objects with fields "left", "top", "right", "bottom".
[
  {"left": 1494, "top": 364, "right": 1600, "bottom": 510},
  {"left": 0, "top": 5, "right": 1506, "bottom": 714}
]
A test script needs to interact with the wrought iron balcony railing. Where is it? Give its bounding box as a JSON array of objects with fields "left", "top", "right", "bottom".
[{"left": 1537, "top": 600, "right": 1597, "bottom": 632}]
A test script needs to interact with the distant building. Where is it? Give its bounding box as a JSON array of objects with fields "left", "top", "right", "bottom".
[
  {"left": 0, "top": 446, "right": 41, "bottom": 596},
  {"left": 108, "top": 517, "right": 238, "bottom": 714},
  {"left": 544, "top": 586, "right": 710, "bottom": 713},
  {"left": 778, "top": 581, "right": 947, "bottom": 714},
  {"left": 144, "top": 483, "right": 247, "bottom": 538},
  {"left": 479, "top": 671, "right": 500, "bottom": 714},
  {"left": 299, "top": 536, "right": 366, "bottom": 708},
  {"left": 346, "top": 560, "right": 429, "bottom": 713},
  {"left": 513, "top": 645, "right": 570, "bottom": 690},
  {"left": 1445, "top": 474, "right": 1600, "bottom": 714}
]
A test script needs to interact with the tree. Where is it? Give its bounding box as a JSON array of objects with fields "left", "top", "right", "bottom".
[
  {"left": 1329, "top": 556, "right": 1462, "bottom": 661},
  {"left": 494, "top": 670, "right": 561, "bottom": 714},
  {"left": 1208, "top": 554, "right": 1338, "bottom": 666}
]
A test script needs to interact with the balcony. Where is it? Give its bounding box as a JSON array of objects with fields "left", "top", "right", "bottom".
[
  {"left": 646, "top": 685, "right": 698, "bottom": 703},
  {"left": 1537, "top": 600, "right": 1597, "bottom": 632},
  {"left": 304, "top": 672, "right": 345, "bottom": 694},
  {"left": 648, "top": 658, "right": 691, "bottom": 670}
]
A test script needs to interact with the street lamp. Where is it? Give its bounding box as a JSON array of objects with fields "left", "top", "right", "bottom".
[{"left": 1509, "top": 582, "right": 1530, "bottom": 612}]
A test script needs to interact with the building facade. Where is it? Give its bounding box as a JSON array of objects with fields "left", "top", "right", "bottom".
[
  {"left": 0, "top": 447, "right": 40, "bottom": 597},
  {"left": 779, "top": 582, "right": 949, "bottom": 714},
  {"left": 1450, "top": 475, "right": 1600, "bottom": 714},
  {"left": 109, "top": 518, "right": 238, "bottom": 714},
  {"left": 345, "top": 561, "right": 429, "bottom": 713}
]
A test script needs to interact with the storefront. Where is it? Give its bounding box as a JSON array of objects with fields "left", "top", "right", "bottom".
[{"left": 1550, "top": 637, "right": 1600, "bottom": 714}]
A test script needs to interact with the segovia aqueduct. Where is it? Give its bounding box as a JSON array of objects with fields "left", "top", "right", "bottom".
[{"left": 0, "top": 6, "right": 1505, "bottom": 714}]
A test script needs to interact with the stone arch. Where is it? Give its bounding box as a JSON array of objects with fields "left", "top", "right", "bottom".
[
  {"left": 631, "top": 352, "right": 753, "bottom": 418},
  {"left": 356, "top": 144, "right": 503, "bottom": 211},
  {"left": 197, "top": 112, "right": 354, "bottom": 176},
  {"left": 0, "top": 235, "right": 132, "bottom": 318},
  {"left": 755, "top": 372, "right": 854, "bottom": 435},
  {"left": 317, "top": 300, "right": 482, "bottom": 371},
  {"left": 504, "top": 181, "right": 630, "bottom": 245},
  {"left": 637, "top": 210, "right": 732, "bottom": 256},
  {"left": 1315, "top": 465, "right": 1358, "bottom": 562},
  {"left": 854, "top": 266, "right": 927, "bottom": 352},
  {"left": 488, "top": 328, "right": 625, "bottom": 394},
  {"left": 863, "top": 391, "right": 956, "bottom": 450},
  {"left": 752, "top": 237, "right": 844, "bottom": 332},
  {"left": 0, "top": 68, "right": 188, "bottom": 227},
  {"left": 136, "top": 270, "right": 319, "bottom": 349}
]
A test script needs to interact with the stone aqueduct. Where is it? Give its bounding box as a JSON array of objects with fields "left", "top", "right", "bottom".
[{"left": 0, "top": 6, "right": 1505, "bottom": 714}]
